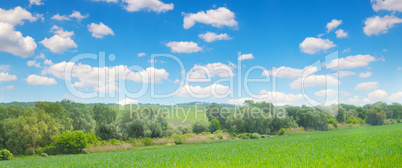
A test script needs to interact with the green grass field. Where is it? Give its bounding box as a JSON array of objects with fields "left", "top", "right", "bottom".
[{"left": 2, "top": 124, "right": 401, "bottom": 167}]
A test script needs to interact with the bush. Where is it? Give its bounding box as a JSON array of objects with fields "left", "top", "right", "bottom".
[
  {"left": 366, "top": 110, "right": 386, "bottom": 125},
  {"left": 54, "top": 131, "right": 88, "bottom": 154},
  {"left": 209, "top": 119, "right": 221, "bottom": 133},
  {"left": 141, "top": 137, "right": 153, "bottom": 146},
  {"left": 127, "top": 138, "right": 137, "bottom": 146},
  {"left": 217, "top": 135, "right": 224, "bottom": 139},
  {"left": 41, "top": 153, "right": 48, "bottom": 157},
  {"left": 278, "top": 128, "right": 286, "bottom": 135},
  {"left": 251, "top": 133, "right": 261, "bottom": 139},
  {"left": 39, "top": 145, "right": 60, "bottom": 155},
  {"left": 174, "top": 137, "right": 183, "bottom": 145},
  {"left": 192, "top": 120, "right": 210, "bottom": 134},
  {"left": 0, "top": 149, "right": 13, "bottom": 160},
  {"left": 237, "top": 133, "right": 250, "bottom": 139}
]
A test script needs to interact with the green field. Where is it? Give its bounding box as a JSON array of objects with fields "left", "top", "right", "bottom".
[{"left": 2, "top": 124, "right": 401, "bottom": 167}]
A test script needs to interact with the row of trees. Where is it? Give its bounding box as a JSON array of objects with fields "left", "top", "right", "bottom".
[{"left": 0, "top": 100, "right": 401, "bottom": 155}]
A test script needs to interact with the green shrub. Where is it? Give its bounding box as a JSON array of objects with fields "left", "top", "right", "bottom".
[
  {"left": 54, "top": 131, "right": 88, "bottom": 154},
  {"left": 174, "top": 137, "right": 183, "bottom": 145},
  {"left": 128, "top": 138, "right": 137, "bottom": 145},
  {"left": 200, "top": 132, "right": 211, "bottom": 135},
  {"left": 141, "top": 137, "right": 153, "bottom": 146},
  {"left": 41, "top": 153, "right": 48, "bottom": 157},
  {"left": 251, "top": 133, "right": 261, "bottom": 139},
  {"left": 278, "top": 128, "right": 286, "bottom": 135},
  {"left": 0, "top": 149, "right": 13, "bottom": 160},
  {"left": 109, "top": 138, "right": 122, "bottom": 145},
  {"left": 217, "top": 135, "right": 224, "bottom": 139},
  {"left": 237, "top": 133, "right": 250, "bottom": 139},
  {"left": 39, "top": 145, "right": 59, "bottom": 155}
]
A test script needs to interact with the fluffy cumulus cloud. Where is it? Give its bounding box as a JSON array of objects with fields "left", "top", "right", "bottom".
[
  {"left": 299, "top": 37, "right": 335, "bottom": 54},
  {"left": 359, "top": 71, "right": 372, "bottom": 78},
  {"left": 349, "top": 90, "right": 402, "bottom": 104},
  {"left": 262, "top": 66, "right": 318, "bottom": 79},
  {"left": 335, "top": 29, "right": 348, "bottom": 38},
  {"left": 27, "top": 60, "right": 41, "bottom": 68},
  {"left": 338, "top": 71, "right": 356, "bottom": 78},
  {"left": 0, "top": 72, "right": 17, "bottom": 82},
  {"left": 0, "top": 22, "right": 37, "bottom": 57},
  {"left": 42, "top": 61, "right": 169, "bottom": 92},
  {"left": 289, "top": 75, "right": 339, "bottom": 89},
  {"left": 183, "top": 7, "right": 238, "bottom": 29},
  {"left": 371, "top": 0, "right": 402, "bottom": 12},
  {"left": 123, "top": 0, "right": 174, "bottom": 13},
  {"left": 354, "top": 81, "right": 379, "bottom": 91},
  {"left": 165, "top": 41, "right": 201, "bottom": 53},
  {"left": 137, "top": 52, "right": 146, "bottom": 57},
  {"left": 187, "top": 62, "right": 234, "bottom": 82},
  {"left": 314, "top": 89, "right": 338, "bottom": 98},
  {"left": 326, "top": 19, "right": 342, "bottom": 32},
  {"left": 176, "top": 84, "right": 230, "bottom": 99},
  {"left": 25, "top": 74, "right": 57, "bottom": 85},
  {"left": 116, "top": 98, "right": 138, "bottom": 105},
  {"left": 29, "top": 0, "right": 43, "bottom": 6},
  {"left": 198, "top": 32, "right": 232, "bottom": 42},
  {"left": 0, "top": 6, "right": 40, "bottom": 25},
  {"left": 363, "top": 15, "right": 402, "bottom": 36},
  {"left": 51, "top": 11, "right": 88, "bottom": 21},
  {"left": 238, "top": 53, "right": 254, "bottom": 61},
  {"left": 326, "top": 55, "right": 376, "bottom": 69},
  {"left": 228, "top": 90, "right": 305, "bottom": 106},
  {"left": 88, "top": 22, "right": 114, "bottom": 38},
  {"left": 40, "top": 26, "right": 78, "bottom": 53}
]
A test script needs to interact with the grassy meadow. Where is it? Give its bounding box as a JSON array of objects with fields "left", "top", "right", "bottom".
[{"left": 2, "top": 123, "right": 401, "bottom": 167}]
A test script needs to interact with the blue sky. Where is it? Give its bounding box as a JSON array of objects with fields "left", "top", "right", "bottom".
[{"left": 0, "top": 0, "right": 401, "bottom": 106}]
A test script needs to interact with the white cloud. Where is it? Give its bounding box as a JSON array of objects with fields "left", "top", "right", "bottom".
[
  {"left": 342, "top": 48, "right": 351, "bottom": 54},
  {"left": 0, "top": 6, "right": 40, "bottom": 25},
  {"left": 176, "top": 84, "right": 230, "bottom": 99},
  {"left": 40, "top": 26, "right": 77, "bottom": 53},
  {"left": 262, "top": 66, "right": 318, "bottom": 79},
  {"left": 338, "top": 71, "right": 356, "bottom": 78},
  {"left": 299, "top": 37, "right": 336, "bottom": 54},
  {"left": 314, "top": 89, "right": 338, "bottom": 98},
  {"left": 0, "top": 22, "right": 37, "bottom": 57},
  {"left": 42, "top": 61, "right": 169, "bottom": 92},
  {"left": 29, "top": 0, "right": 43, "bottom": 6},
  {"left": 326, "top": 54, "right": 376, "bottom": 69},
  {"left": 44, "top": 59, "right": 53, "bottom": 65},
  {"left": 51, "top": 11, "right": 88, "bottom": 21},
  {"left": 165, "top": 41, "right": 201, "bottom": 53},
  {"left": 1, "top": 85, "right": 14, "bottom": 90},
  {"left": 137, "top": 52, "right": 146, "bottom": 57},
  {"left": 372, "top": 0, "right": 402, "bottom": 12},
  {"left": 116, "top": 98, "right": 138, "bottom": 106},
  {"left": 25, "top": 75, "right": 57, "bottom": 85},
  {"left": 198, "top": 32, "right": 232, "bottom": 42},
  {"left": 389, "top": 92, "right": 402, "bottom": 102},
  {"left": 0, "top": 65, "right": 10, "bottom": 72},
  {"left": 27, "top": 60, "right": 41, "bottom": 68},
  {"left": 326, "top": 19, "right": 342, "bottom": 32},
  {"left": 35, "top": 53, "right": 45, "bottom": 59},
  {"left": 183, "top": 7, "right": 238, "bottom": 29},
  {"left": 187, "top": 62, "right": 234, "bottom": 82},
  {"left": 88, "top": 22, "right": 114, "bottom": 38},
  {"left": 238, "top": 53, "right": 254, "bottom": 61},
  {"left": 347, "top": 96, "right": 360, "bottom": 104},
  {"left": 364, "top": 15, "right": 402, "bottom": 36},
  {"left": 358, "top": 71, "right": 372, "bottom": 78},
  {"left": 335, "top": 29, "right": 348, "bottom": 38},
  {"left": 0, "top": 72, "right": 17, "bottom": 82},
  {"left": 289, "top": 75, "right": 340, "bottom": 89},
  {"left": 228, "top": 90, "right": 305, "bottom": 106},
  {"left": 362, "top": 89, "right": 389, "bottom": 103},
  {"left": 354, "top": 81, "right": 379, "bottom": 91},
  {"left": 123, "top": 0, "right": 174, "bottom": 13}
]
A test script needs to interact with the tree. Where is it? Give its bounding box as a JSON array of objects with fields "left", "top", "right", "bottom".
[
  {"left": 61, "top": 100, "right": 95, "bottom": 133},
  {"left": 209, "top": 119, "right": 221, "bottom": 132},
  {"left": 366, "top": 109, "right": 386, "bottom": 125},
  {"left": 192, "top": 120, "right": 209, "bottom": 134}
]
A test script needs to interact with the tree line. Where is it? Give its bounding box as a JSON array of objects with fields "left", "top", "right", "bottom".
[{"left": 0, "top": 99, "right": 401, "bottom": 156}]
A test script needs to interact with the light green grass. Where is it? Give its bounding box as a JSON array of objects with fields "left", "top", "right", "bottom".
[{"left": 2, "top": 124, "right": 402, "bottom": 167}]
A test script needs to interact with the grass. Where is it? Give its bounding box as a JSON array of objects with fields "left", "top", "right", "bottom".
[{"left": 2, "top": 124, "right": 402, "bottom": 167}]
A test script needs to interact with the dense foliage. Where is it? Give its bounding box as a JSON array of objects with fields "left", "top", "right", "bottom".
[{"left": 0, "top": 100, "right": 401, "bottom": 157}]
